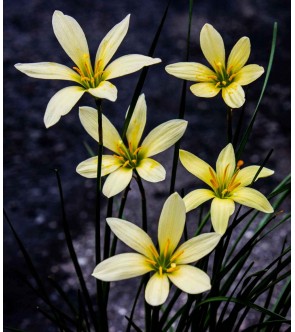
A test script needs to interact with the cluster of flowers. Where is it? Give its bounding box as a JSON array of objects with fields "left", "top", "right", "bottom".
[{"left": 15, "top": 11, "right": 274, "bottom": 306}]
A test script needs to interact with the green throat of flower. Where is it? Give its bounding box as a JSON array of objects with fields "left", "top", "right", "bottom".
[
  {"left": 209, "top": 160, "right": 244, "bottom": 198},
  {"left": 114, "top": 141, "right": 142, "bottom": 169},
  {"left": 73, "top": 55, "right": 104, "bottom": 89},
  {"left": 208, "top": 62, "right": 237, "bottom": 88},
  {"left": 146, "top": 239, "right": 183, "bottom": 276}
]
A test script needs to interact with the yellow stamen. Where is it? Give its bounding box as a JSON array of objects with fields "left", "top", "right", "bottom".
[
  {"left": 163, "top": 239, "right": 170, "bottom": 258},
  {"left": 134, "top": 147, "right": 142, "bottom": 155},
  {"left": 237, "top": 160, "right": 244, "bottom": 168},
  {"left": 215, "top": 82, "right": 221, "bottom": 88},
  {"left": 131, "top": 159, "right": 137, "bottom": 164},
  {"left": 222, "top": 164, "right": 230, "bottom": 182},
  {"left": 159, "top": 266, "right": 163, "bottom": 276},
  {"left": 113, "top": 155, "right": 125, "bottom": 161},
  {"left": 118, "top": 147, "right": 127, "bottom": 158},
  {"left": 208, "top": 75, "right": 218, "bottom": 80},
  {"left": 222, "top": 188, "right": 228, "bottom": 195},
  {"left": 229, "top": 74, "right": 237, "bottom": 81},
  {"left": 170, "top": 250, "right": 184, "bottom": 262},
  {"left": 73, "top": 66, "right": 83, "bottom": 76},
  {"left": 123, "top": 160, "right": 130, "bottom": 167},
  {"left": 84, "top": 62, "right": 92, "bottom": 77},
  {"left": 226, "top": 65, "right": 233, "bottom": 75},
  {"left": 228, "top": 181, "right": 241, "bottom": 192},
  {"left": 150, "top": 245, "right": 159, "bottom": 259},
  {"left": 145, "top": 258, "right": 157, "bottom": 266},
  {"left": 166, "top": 266, "right": 176, "bottom": 273},
  {"left": 81, "top": 76, "right": 91, "bottom": 82},
  {"left": 209, "top": 167, "right": 219, "bottom": 188}
]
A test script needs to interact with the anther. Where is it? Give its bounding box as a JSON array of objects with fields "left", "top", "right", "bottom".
[
  {"left": 123, "top": 160, "right": 130, "bottom": 167},
  {"left": 237, "top": 160, "right": 244, "bottom": 168},
  {"left": 170, "top": 250, "right": 184, "bottom": 262},
  {"left": 226, "top": 65, "right": 233, "bottom": 75},
  {"left": 134, "top": 147, "right": 142, "bottom": 155},
  {"left": 215, "top": 82, "right": 221, "bottom": 88},
  {"left": 229, "top": 74, "right": 236, "bottom": 81},
  {"left": 150, "top": 245, "right": 159, "bottom": 259},
  {"left": 222, "top": 164, "right": 230, "bottom": 182},
  {"left": 208, "top": 75, "right": 218, "bottom": 80},
  {"left": 146, "top": 258, "right": 157, "bottom": 266},
  {"left": 163, "top": 239, "right": 170, "bottom": 258},
  {"left": 228, "top": 182, "right": 241, "bottom": 192}
]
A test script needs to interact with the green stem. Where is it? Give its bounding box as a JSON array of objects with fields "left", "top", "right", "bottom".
[
  {"left": 95, "top": 97, "right": 103, "bottom": 265},
  {"left": 94, "top": 98, "right": 108, "bottom": 332},
  {"left": 110, "top": 183, "right": 131, "bottom": 257},
  {"left": 227, "top": 108, "right": 233, "bottom": 143},
  {"left": 135, "top": 172, "right": 148, "bottom": 232}
]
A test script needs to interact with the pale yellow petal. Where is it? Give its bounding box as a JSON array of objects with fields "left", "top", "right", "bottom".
[
  {"left": 103, "top": 55, "right": 161, "bottom": 80},
  {"left": 145, "top": 273, "right": 170, "bottom": 306},
  {"left": 200, "top": 23, "right": 225, "bottom": 71},
  {"left": 235, "top": 166, "right": 274, "bottom": 187},
  {"left": 173, "top": 233, "right": 221, "bottom": 265},
  {"left": 210, "top": 198, "right": 235, "bottom": 235},
  {"left": 216, "top": 143, "right": 236, "bottom": 183},
  {"left": 179, "top": 150, "right": 213, "bottom": 188},
  {"left": 44, "top": 86, "right": 85, "bottom": 128},
  {"left": 234, "top": 64, "right": 264, "bottom": 86},
  {"left": 227, "top": 37, "right": 250, "bottom": 72},
  {"left": 126, "top": 94, "right": 146, "bottom": 149},
  {"left": 141, "top": 120, "right": 187, "bottom": 158},
  {"left": 222, "top": 82, "right": 245, "bottom": 108},
  {"left": 92, "top": 253, "right": 152, "bottom": 281},
  {"left": 88, "top": 81, "right": 117, "bottom": 102},
  {"left": 183, "top": 189, "right": 215, "bottom": 212},
  {"left": 77, "top": 156, "right": 121, "bottom": 178},
  {"left": 76, "top": 156, "right": 98, "bottom": 178},
  {"left": 79, "top": 106, "right": 121, "bottom": 153},
  {"left": 102, "top": 167, "right": 133, "bottom": 198},
  {"left": 190, "top": 83, "right": 220, "bottom": 98},
  {"left": 95, "top": 14, "right": 130, "bottom": 70},
  {"left": 231, "top": 187, "right": 273, "bottom": 213},
  {"left": 76, "top": 155, "right": 121, "bottom": 178},
  {"left": 158, "top": 193, "right": 186, "bottom": 255},
  {"left": 52, "top": 11, "right": 92, "bottom": 73},
  {"left": 107, "top": 218, "right": 156, "bottom": 259},
  {"left": 14, "top": 62, "right": 81, "bottom": 83},
  {"left": 136, "top": 158, "right": 166, "bottom": 183},
  {"left": 165, "top": 62, "right": 215, "bottom": 82},
  {"left": 168, "top": 265, "right": 211, "bottom": 294}
]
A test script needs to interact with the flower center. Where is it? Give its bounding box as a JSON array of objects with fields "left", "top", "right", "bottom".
[
  {"left": 114, "top": 140, "right": 142, "bottom": 169},
  {"left": 207, "top": 62, "right": 237, "bottom": 88},
  {"left": 146, "top": 239, "right": 184, "bottom": 276},
  {"left": 209, "top": 160, "right": 244, "bottom": 198},
  {"left": 73, "top": 55, "right": 104, "bottom": 89}
]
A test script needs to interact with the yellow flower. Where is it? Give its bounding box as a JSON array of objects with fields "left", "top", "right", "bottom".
[
  {"left": 179, "top": 143, "right": 274, "bottom": 235},
  {"left": 15, "top": 11, "right": 161, "bottom": 128},
  {"left": 165, "top": 23, "right": 264, "bottom": 108},
  {"left": 76, "top": 94, "right": 187, "bottom": 198},
  {"left": 92, "top": 193, "right": 221, "bottom": 306}
]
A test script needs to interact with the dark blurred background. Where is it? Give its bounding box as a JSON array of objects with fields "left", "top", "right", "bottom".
[{"left": 4, "top": 0, "right": 290, "bottom": 331}]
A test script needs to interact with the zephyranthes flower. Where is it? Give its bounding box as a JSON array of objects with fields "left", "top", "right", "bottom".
[
  {"left": 92, "top": 192, "right": 221, "bottom": 306},
  {"left": 180, "top": 143, "right": 274, "bottom": 235},
  {"left": 165, "top": 23, "right": 264, "bottom": 108},
  {"left": 15, "top": 11, "right": 161, "bottom": 128},
  {"left": 77, "top": 94, "right": 187, "bottom": 197}
]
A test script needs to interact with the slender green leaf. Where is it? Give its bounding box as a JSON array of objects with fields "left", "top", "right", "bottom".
[{"left": 236, "top": 22, "right": 278, "bottom": 159}]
